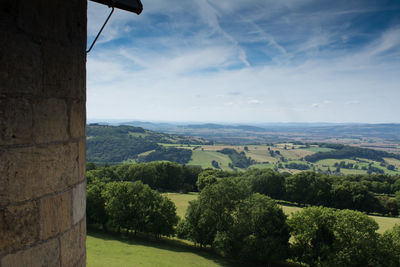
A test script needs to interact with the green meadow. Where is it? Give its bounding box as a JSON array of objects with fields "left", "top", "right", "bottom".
[
  {"left": 87, "top": 231, "right": 239, "bottom": 267},
  {"left": 163, "top": 192, "right": 198, "bottom": 218},
  {"left": 188, "top": 150, "right": 232, "bottom": 170}
]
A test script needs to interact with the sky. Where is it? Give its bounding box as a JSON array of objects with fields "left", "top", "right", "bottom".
[{"left": 87, "top": 0, "right": 400, "bottom": 124}]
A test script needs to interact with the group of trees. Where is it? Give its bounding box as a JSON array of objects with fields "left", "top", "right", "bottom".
[
  {"left": 176, "top": 179, "right": 400, "bottom": 266},
  {"left": 244, "top": 169, "right": 400, "bottom": 215},
  {"left": 87, "top": 180, "right": 178, "bottom": 237},
  {"left": 86, "top": 124, "right": 207, "bottom": 163},
  {"left": 177, "top": 179, "right": 289, "bottom": 263},
  {"left": 218, "top": 148, "right": 255, "bottom": 168},
  {"left": 284, "top": 162, "right": 310, "bottom": 170},
  {"left": 87, "top": 163, "right": 400, "bottom": 216},
  {"left": 86, "top": 162, "right": 400, "bottom": 265},
  {"left": 289, "top": 206, "right": 400, "bottom": 266},
  {"left": 137, "top": 146, "right": 192, "bottom": 164},
  {"left": 87, "top": 161, "right": 202, "bottom": 192},
  {"left": 305, "top": 145, "right": 400, "bottom": 163}
]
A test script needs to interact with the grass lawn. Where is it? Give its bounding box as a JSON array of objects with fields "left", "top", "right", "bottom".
[
  {"left": 339, "top": 168, "right": 368, "bottom": 175},
  {"left": 369, "top": 215, "right": 400, "bottom": 233},
  {"left": 163, "top": 192, "right": 198, "bottom": 218},
  {"left": 300, "top": 147, "right": 335, "bottom": 153},
  {"left": 188, "top": 150, "right": 232, "bottom": 170},
  {"left": 250, "top": 163, "right": 275, "bottom": 170},
  {"left": 245, "top": 149, "right": 278, "bottom": 163},
  {"left": 87, "top": 231, "right": 239, "bottom": 267}
]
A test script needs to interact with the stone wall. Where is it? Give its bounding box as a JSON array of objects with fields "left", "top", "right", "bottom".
[{"left": 0, "top": 0, "right": 87, "bottom": 266}]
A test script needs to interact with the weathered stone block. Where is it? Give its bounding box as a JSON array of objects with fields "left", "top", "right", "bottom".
[
  {"left": 0, "top": 0, "right": 19, "bottom": 33},
  {"left": 78, "top": 139, "right": 86, "bottom": 181},
  {"left": 60, "top": 218, "right": 86, "bottom": 267},
  {"left": 15, "top": 0, "right": 86, "bottom": 47},
  {"left": 42, "top": 43, "right": 85, "bottom": 99},
  {"left": 1, "top": 237, "right": 60, "bottom": 267},
  {"left": 0, "top": 31, "right": 42, "bottom": 96},
  {"left": 0, "top": 98, "right": 32, "bottom": 145},
  {"left": 33, "top": 98, "right": 68, "bottom": 143},
  {"left": 72, "top": 181, "right": 86, "bottom": 225},
  {"left": 39, "top": 191, "right": 72, "bottom": 240},
  {"left": 0, "top": 143, "right": 79, "bottom": 204},
  {"left": 0, "top": 201, "right": 39, "bottom": 253},
  {"left": 70, "top": 100, "right": 86, "bottom": 139}
]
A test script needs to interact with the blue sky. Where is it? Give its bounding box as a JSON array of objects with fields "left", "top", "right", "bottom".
[{"left": 87, "top": 0, "right": 400, "bottom": 123}]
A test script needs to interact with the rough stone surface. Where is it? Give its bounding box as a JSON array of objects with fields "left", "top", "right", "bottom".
[
  {"left": 0, "top": 0, "right": 87, "bottom": 265},
  {"left": 72, "top": 182, "right": 86, "bottom": 225},
  {"left": 60, "top": 218, "right": 86, "bottom": 267},
  {"left": 0, "top": 98, "right": 32, "bottom": 145},
  {"left": 39, "top": 192, "right": 72, "bottom": 240},
  {"left": 0, "top": 31, "right": 42, "bottom": 96},
  {"left": 1, "top": 238, "right": 60, "bottom": 267},
  {"left": 0, "top": 143, "right": 79, "bottom": 204},
  {"left": 78, "top": 139, "right": 86, "bottom": 181},
  {"left": 70, "top": 100, "right": 85, "bottom": 139},
  {"left": 42, "top": 44, "right": 84, "bottom": 99},
  {"left": 33, "top": 98, "right": 68, "bottom": 143},
  {"left": 0, "top": 201, "right": 39, "bottom": 253}
]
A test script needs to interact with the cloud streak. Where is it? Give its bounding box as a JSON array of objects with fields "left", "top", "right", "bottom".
[{"left": 87, "top": 0, "right": 400, "bottom": 123}]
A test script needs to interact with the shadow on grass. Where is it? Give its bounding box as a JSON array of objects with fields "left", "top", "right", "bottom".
[{"left": 87, "top": 228, "right": 296, "bottom": 267}]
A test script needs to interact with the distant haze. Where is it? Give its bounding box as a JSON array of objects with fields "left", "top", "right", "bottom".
[{"left": 87, "top": 0, "right": 400, "bottom": 123}]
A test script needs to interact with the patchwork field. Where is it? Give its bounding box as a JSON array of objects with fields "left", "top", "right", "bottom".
[{"left": 158, "top": 142, "right": 400, "bottom": 175}]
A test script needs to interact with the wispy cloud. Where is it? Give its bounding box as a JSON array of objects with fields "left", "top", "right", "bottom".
[{"left": 87, "top": 0, "right": 400, "bottom": 123}]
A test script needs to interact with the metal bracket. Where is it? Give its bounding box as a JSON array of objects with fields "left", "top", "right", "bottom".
[{"left": 86, "top": 6, "right": 115, "bottom": 54}]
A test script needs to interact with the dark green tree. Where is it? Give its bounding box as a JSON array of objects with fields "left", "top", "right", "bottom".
[{"left": 214, "top": 193, "right": 289, "bottom": 262}]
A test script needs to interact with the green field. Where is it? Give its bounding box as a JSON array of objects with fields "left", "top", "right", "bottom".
[
  {"left": 249, "top": 163, "right": 275, "bottom": 170},
  {"left": 137, "top": 142, "right": 400, "bottom": 175},
  {"left": 87, "top": 231, "right": 239, "bottom": 267},
  {"left": 300, "top": 147, "right": 335, "bottom": 153},
  {"left": 158, "top": 143, "right": 200, "bottom": 149},
  {"left": 163, "top": 192, "right": 198, "bottom": 218},
  {"left": 188, "top": 150, "right": 232, "bottom": 170},
  {"left": 166, "top": 193, "right": 400, "bottom": 234}
]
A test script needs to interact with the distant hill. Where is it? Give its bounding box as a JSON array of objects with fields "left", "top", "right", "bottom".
[
  {"left": 86, "top": 124, "right": 210, "bottom": 163},
  {"left": 184, "top": 123, "right": 266, "bottom": 132},
  {"left": 119, "top": 121, "right": 400, "bottom": 146}
]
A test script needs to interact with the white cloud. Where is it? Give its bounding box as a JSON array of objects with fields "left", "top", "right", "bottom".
[
  {"left": 248, "top": 99, "right": 264, "bottom": 105},
  {"left": 86, "top": 1, "right": 400, "bottom": 123}
]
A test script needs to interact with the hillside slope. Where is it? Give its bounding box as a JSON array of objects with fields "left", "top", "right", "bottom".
[{"left": 86, "top": 124, "right": 210, "bottom": 163}]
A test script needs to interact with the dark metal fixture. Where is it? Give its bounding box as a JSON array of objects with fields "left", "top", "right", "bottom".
[{"left": 87, "top": 0, "right": 143, "bottom": 53}]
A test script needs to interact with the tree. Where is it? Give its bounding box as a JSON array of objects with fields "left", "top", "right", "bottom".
[
  {"left": 211, "top": 160, "right": 220, "bottom": 169},
  {"left": 102, "top": 181, "right": 178, "bottom": 236},
  {"left": 102, "top": 181, "right": 146, "bottom": 233},
  {"left": 285, "top": 172, "right": 332, "bottom": 206},
  {"left": 288, "top": 206, "right": 335, "bottom": 266},
  {"left": 288, "top": 206, "right": 379, "bottom": 267},
  {"left": 331, "top": 180, "right": 377, "bottom": 212},
  {"left": 376, "top": 224, "right": 400, "bottom": 267},
  {"left": 146, "top": 194, "right": 179, "bottom": 237},
  {"left": 196, "top": 170, "right": 218, "bottom": 191},
  {"left": 86, "top": 180, "right": 108, "bottom": 230},
  {"left": 182, "top": 179, "right": 251, "bottom": 246},
  {"left": 214, "top": 193, "right": 289, "bottom": 262},
  {"left": 245, "top": 168, "right": 285, "bottom": 199},
  {"left": 387, "top": 165, "right": 395, "bottom": 171}
]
